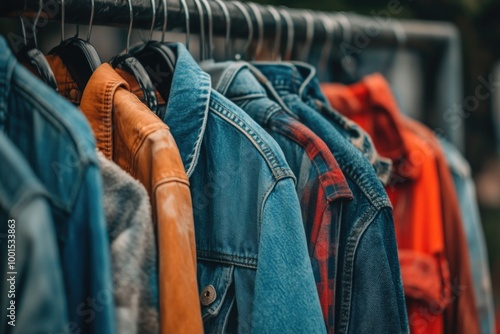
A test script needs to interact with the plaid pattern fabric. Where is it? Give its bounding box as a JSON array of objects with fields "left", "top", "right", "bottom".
[{"left": 270, "top": 113, "right": 353, "bottom": 333}]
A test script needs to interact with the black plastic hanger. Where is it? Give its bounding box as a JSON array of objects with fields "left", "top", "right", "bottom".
[
  {"left": 111, "top": 0, "right": 158, "bottom": 114},
  {"left": 16, "top": 0, "right": 58, "bottom": 91},
  {"left": 131, "top": 0, "right": 179, "bottom": 109},
  {"left": 49, "top": 0, "right": 101, "bottom": 92}
]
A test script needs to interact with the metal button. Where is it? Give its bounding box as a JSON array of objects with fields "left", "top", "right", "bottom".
[
  {"left": 200, "top": 285, "right": 217, "bottom": 306},
  {"left": 69, "top": 88, "right": 79, "bottom": 101}
]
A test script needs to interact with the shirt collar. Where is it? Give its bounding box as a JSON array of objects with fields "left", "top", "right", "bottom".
[
  {"left": 162, "top": 43, "right": 211, "bottom": 177},
  {"left": 322, "top": 74, "right": 422, "bottom": 180},
  {"left": 253, "top": 62, "right": 394, "bottom": 185}
]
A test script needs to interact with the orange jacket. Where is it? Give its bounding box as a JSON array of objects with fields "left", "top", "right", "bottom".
[
  {"left": 322, "top": 74, "right": 454, "bottom": 334},
  {"left": 46, "top": 56, "right": 204, "bottom": 334},
  {"left": 406, "top": 120, "right": 479, "bottom": 334}
]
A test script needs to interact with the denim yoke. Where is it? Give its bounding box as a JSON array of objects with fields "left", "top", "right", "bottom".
[
  {"left": 252, "top": 62, "right": 409, "bottom": 334},
  {"left": 159, "top": 44, "right": 325, "bottom": 333},
  {"left": 0, "top": 37, "right": 115, "bottom": 334},
  {"left": 202, "top": 60, "right": 354, "bottom": 333},
  {"left": 0, "top": 132, "right": 68, "bottom": 334}
]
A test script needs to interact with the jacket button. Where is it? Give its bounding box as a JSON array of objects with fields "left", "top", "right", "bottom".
[
  {"left": 200, "top": 285, "right": 217, "bottom": 306},
  {"left": 69, "top": 88, "right": 80, "bottom": 101}
]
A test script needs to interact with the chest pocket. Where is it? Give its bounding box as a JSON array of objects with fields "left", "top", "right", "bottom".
[{"left": 198, "top": 261, "right": 237, "bottom": 333}]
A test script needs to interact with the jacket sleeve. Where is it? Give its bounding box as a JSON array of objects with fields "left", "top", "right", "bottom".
[
  {"left": 346, "top": 207, "right": 409, "bottom": 334},
  {"left": 252, "top": 177, "right": 326, "bottom": 334}
]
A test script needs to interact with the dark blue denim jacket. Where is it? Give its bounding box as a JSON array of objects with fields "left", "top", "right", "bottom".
[
  {"left": 252, "top": 62, "right": 409, "bottom": 334},
  {"left": 160, "top": 44, "right": 325, "bottom": 333},
  {"left": 0, "top": 132, "right": 68, "bottom": 334},
  {"left": 0, "top": 37, "right": 115, "bottom": 334}
]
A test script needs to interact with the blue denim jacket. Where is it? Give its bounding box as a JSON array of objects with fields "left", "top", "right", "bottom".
[
  {"left": 0, "top": 37, "right": 115, "bottom": 334},
  {"left": 0, "top": 132, "right": 68, "bottom": 334},
  {"left": 159, "top": 44, "right": 325, "bottom": 333},
  {"left": 252, "top": 62, "right": 409, "bottom": 334},
  {"left": 264, "top": 62, "right": 393, "bottom": 186},
  {"left": 440, "top": 139, "right": 496, "bottom": 334},
  {"left": 201, "top": 60, "right": 354, "bottom": 332}
]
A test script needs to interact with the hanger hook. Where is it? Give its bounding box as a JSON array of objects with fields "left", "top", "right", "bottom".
[
  {"left": 392, "top": 20, "right": 407, "bottom": 48},
  {"left": 33, "top": 0, "right": 44, "bottom": 47},
  {"left": 179, "top": 0, "right": 190, "bottom": 50},
  {"left": 300, "top": 10, "right": 314, "bottom": 62},
  {"left": 161, "top": 0, "right": 167, "bottom": 42},
  {"left": 336, "top": 13, "right": 352, "bottom": 47},
  {"left": 233, "top": 2, "right": 253, "bottom": 60},
  {"left": 200, "top": 0, "right": 213, "bottom": 60},
  {"left": 18, "top": 0, "right": 28, "bottom": 46},
  {"left": 318, "top": 13, "right": 336, "bottom": 71},
  {"left": 266, "top": 6, "right": 282, "bottom": 61},
  {"left": 148, "top": 0, "right": 156, "bottom": 42},
  {"left": 247, "top": 3, "right": 264, "bottom": 60},
  {"left": 60, "top": 0, "right": 65, "bottom": 42},
  {"left": 214, "top": 0, "right": 231, "bottom": 60},
  {"left": 87, "top": 0, "right": 95, "bottom": 41},
  {"left": 279, "top": 6, "right": 294, "bottom": 61},
  {"left": 193, "top": 0, "right": 205, "bottom": 60},
  {"left": 125, "top": 0, "right": 133, "bottom": 53}
]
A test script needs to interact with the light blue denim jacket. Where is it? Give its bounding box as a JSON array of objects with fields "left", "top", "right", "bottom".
[
  {"left": 0, "top": 37, "right": 115, "bottom": 334},
  {"left": 0, "top": 132, "right": 68, "bottom": 334},
  {"left": 252, "top": 62, "right": 409, "bottom": 334},
  {"left": 201, "top": 60, "right": 355, "bottom": 333},
  {"left": 159, "top": 44, "right": 325, "bottom": 333},
  {"left": 440, "top": 138, "right": 496, "bottom": 334}
]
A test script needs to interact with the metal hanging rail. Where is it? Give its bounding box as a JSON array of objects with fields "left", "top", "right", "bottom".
[
  {"left": 0, "top": 0, "right": 464, "bottom": 150},
  {"left": 0, "top": 0, "right": 458, "bottom": 51}
]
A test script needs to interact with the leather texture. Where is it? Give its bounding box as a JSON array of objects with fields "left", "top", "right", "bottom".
[
  {"left": 45, "top": 55, "right": 203, "bottom": 334},
  {"left": 80, "top": 64, "right": 202, "bottom": 334}
]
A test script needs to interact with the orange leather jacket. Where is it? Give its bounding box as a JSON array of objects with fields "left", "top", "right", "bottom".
[{"left": 46, "top": 56, "right": 203, "bottom": 334}]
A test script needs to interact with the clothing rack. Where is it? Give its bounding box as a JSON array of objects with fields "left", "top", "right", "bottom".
[
  {"left": 0, "top": 0, "right": 456, "bottom": 50},
  {"left": 0, "top": 0, "right": 464, "bottom": 150}
]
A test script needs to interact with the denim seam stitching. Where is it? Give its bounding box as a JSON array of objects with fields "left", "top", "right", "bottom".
[
  {"left": 197, "top": 256, "right": 257, "bottom": 269},
  {"left": 185, "top": 87, "right": 210, "bottom": 178},
  {"left": 209, "top": 102, "right": 294, "bottom": 181},
  {"left": 214, "top": 63, "right": 242, "bottom": 95},
  {"left": 341, "top": 164, "right": 391, "bottom": 208},
  {"left": 197, "top": 251, "right": 258, "bottom": 268},
  {"left": 230, "top": 93, "right": 268, "bottom": 102},
  {"left": 205, "top": 265, "right": 234, "bottom": 316},
  {"left": 337, "top": 206, "right": 389, "bottom": 333},
  {"left": 220, "top": 293, "right": 236, "bottom": 333}
]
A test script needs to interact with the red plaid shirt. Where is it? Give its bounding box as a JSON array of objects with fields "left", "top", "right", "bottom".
[{"left": 269, "top": 112, "right": 353, "bottom": 333}]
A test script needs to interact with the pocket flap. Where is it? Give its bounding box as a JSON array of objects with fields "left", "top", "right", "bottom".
[{"left": 197, "top": 261, "right": 235, "bottom": 318}]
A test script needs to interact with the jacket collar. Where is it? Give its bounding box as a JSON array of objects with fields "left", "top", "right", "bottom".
[
  {"left": 203, "top": 60, "right": 353, "bottom": 202},
  {"left": 163, "top": 43, "right": 211, "bottom": 177},
  {"left": 251, "top": 61, "right": 329, "bottom": 105},
  {"left": 80, "top": 63, "right": 129, "bottom": 159}
]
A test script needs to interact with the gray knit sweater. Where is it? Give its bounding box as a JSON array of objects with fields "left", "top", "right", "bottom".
[{"left": 98, "top": 153, "right": 159, "bottom": 334}]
